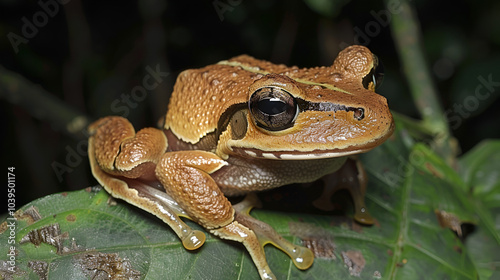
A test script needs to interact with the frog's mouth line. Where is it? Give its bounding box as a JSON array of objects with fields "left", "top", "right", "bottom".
[
  {"left": 231, "top": 146, "right": 372, "bottom": 160},
  {"left": 230, "top": 121, "right": 394, "bottom": 160}
]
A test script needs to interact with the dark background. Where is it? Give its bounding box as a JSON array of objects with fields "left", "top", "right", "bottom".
[{"left": 1, "top": 0, "right": 499, "bottom": 214}]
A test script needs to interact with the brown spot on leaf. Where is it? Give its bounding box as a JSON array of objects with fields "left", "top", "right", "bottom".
[
  {"left": 435, "top": 209, "right": 463, "bottom": 237},
  {"left": 329, "top": 216, "right": 365, "bottom": 233},
  {"left": 341, "top": 250, "right": 365, "bottom": 277},
  {"left": 350, "top": 221, "right": 364, "bottom": 233},
  {"left": 28, "top": 261, "right": 48, "bottom": 280},
  {"left": 20, "top": 224, "right": 69, "bottom": 254},
  {"left": 289, "top": 222, "right": 336, "bottom": 259},
  {"left": 15, "top": 206, "right": 42, "bottom": 225},
  {"left": 0, "top": 260, "right": 26, "bottom": 279},
  {"left": 0, "top": 222, "right": 7, "bottom": 234},
  {"left": 74, "top": 252, "right": 141, "bottom": 280},
  {"left": 66, "top": 214, "right": 77, "bottom": 222}
]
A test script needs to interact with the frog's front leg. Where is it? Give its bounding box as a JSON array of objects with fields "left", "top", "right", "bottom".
[
  {"left": 233, "top": 193, "right": 314, "bottom": 270},
  {"left": 155, "top": 151, "right": 276, "bottom": 280},
  {"left": 313, "top": 157, "right": 374, "bottom": 224},
  {"left": 88, "top": 116, "right": 206, "bottom": 250}
]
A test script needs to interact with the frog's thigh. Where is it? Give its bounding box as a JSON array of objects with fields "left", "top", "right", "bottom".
[{"left": 155, "top": 150, "right": 234, "bottom": 228}]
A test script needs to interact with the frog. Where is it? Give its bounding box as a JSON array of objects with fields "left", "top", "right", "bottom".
[{"left": 87, "top": 45, "right": 394, "bottom": 279}]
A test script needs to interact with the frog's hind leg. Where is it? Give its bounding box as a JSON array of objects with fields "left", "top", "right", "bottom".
[
  {"left": 88, "top": 116, "right": 206, "bottom": 250},
  {"left": 155, "top": 150, "right": 276, "bottom": 280},
  {"left": 233, "top": 193, "right": 314, "bottom": 270}
]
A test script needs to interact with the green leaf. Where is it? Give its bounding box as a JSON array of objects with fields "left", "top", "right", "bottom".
[
  {"left": 361, "top": 127, "right": 477, "bottom": 279},
  {"left": 1, "top": 119, "right": 498, "bottom": 279},
  {"left": 459, "top": 140, "right": 500, "bottom": 279}
]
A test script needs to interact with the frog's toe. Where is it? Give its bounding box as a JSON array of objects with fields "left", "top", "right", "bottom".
[
  {"left": 212, "top": 221, "right": 277, "bottom": 280},
  {"left": 288, "top": 245, "right": 314, "bottom": 270},
  {"left": 181, "top": 229, "right": 206, "bottom": 250},
  {"left": 353, "top": 205, "right": 375, "bottom": 225},
  {"left": 234, "top": 194, "right": 314, "bottom": 271}
]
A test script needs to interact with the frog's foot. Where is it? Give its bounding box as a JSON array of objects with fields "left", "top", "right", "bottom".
[
  {"left": 233, "top": 193, "right": 314, "bottom": 271},
  {"left": 212, "top": 221, "right": 276, "bottom": 280},
  {"left": 313, "top": 157, "right": 375, "bottom": 225}
]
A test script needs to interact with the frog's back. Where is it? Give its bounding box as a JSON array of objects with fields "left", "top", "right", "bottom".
[{"left": 164, "top": 55, "right": 293, "bottom": 144}]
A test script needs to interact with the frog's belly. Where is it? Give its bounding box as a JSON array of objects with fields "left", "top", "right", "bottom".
[{"left": 212, "top": 156, "right": 347, "bottom": 196}]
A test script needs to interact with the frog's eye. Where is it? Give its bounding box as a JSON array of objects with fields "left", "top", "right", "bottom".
[
  {"left": 362, "top": 55, "right": 384, "bottom": 91},
  {"left": 249, "top": 86, "right": 298, "bottom": 131}
]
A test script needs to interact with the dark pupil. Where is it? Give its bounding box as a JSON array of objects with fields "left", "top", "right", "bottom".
[
  {"left": 258, "top": 98, "right": 287, "bottom": 115},
  {"left": 362, "top": 58, "right": 384, "bottom": 90},
  {"left": 249, "top": 86, "right": 298, "bottom": 131}
]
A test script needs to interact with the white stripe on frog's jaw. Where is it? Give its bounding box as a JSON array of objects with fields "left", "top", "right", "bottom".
[{"left": 234, "top": 146, "right": 372, "bottom": 160}]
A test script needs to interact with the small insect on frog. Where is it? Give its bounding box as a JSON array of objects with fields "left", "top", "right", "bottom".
[{"left": 88, "top": 45, "right": 394, "bottom": 279}]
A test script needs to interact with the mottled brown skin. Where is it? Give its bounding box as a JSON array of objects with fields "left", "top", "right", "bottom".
[
  {"left": 156, "top": 150, "right": 233, "bottom": 229},
  {"left": 88, "top": 45, "right": 394, "bottom": 280},
  {"left": 166, "top": 46, "right": 392, "bottom": 152}
]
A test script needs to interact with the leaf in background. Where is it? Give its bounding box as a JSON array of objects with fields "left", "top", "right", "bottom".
[
  {"left": 459, "top": 140, "right": 500, "bottom": 280},
  {"left": 361, "top": 121, "right": 477, "bottom": 280}
]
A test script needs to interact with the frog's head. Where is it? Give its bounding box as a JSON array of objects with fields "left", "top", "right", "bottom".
[{"left": 217, "top": 45, "right": 394, "bottom": 160}]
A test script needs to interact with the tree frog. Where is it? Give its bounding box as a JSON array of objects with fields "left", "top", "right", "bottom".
[{"left": 88, "top": 45, "right": 394, "bottom": 279}]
